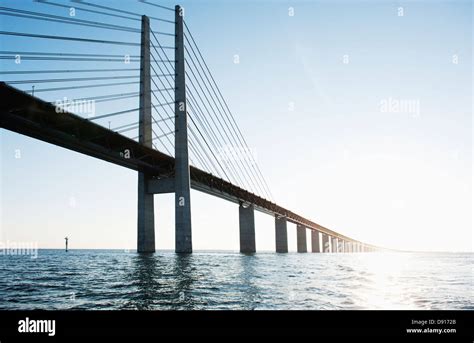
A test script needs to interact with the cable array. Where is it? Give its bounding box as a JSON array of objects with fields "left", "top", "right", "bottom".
[
  {"left": 182, "top": 21, "right": 274, "bottom": 200},
  {"left": 1, "top": 1, "right": 273, "bottom": 200},
  {"left": 1, "top": 0, "right": 175, "bottom": 152}
]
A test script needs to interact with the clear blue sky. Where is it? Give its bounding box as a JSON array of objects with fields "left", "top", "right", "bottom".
[{"left": 1, "top": 0, "right": 472, "bottom": 252}]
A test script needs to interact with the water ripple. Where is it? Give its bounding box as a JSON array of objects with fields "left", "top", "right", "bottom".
[{"left": 0, "top": 250, "right": 472, "bottom": 310}]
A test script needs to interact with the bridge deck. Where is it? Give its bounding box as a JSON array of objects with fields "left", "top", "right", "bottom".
[{"left": 0, "top": 82, "right": 370, "bottom": 247}]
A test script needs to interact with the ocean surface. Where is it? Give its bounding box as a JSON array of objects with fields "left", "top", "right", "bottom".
[{"left": 0, "top": 250, "right": 472, "bottom": 310}]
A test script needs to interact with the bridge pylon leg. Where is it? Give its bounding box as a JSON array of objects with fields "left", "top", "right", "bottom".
[
  {"left": 137, "top": 15, "right": 155, "bottom": 253},
  {"left": 174, "top": 5, "right": 192, "bottom": 253},
  {"left": 138, "top": 172, "right": 155, "bottom": 253}
]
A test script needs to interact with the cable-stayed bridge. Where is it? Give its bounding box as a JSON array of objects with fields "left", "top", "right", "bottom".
[{"left": 0, "top": 1, "right": 380, "bottom": 253}]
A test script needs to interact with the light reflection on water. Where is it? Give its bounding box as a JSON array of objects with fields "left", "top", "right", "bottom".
[{"left": 0, "top": 250, "right": 472, "bottom": 310}]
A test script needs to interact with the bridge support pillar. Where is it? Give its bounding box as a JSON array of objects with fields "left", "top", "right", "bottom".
[
  {"left": 311, "top": 230, "right": 321, "bottom": 253},
  {"left": 138, "top": 173, "right": 155, "bottom": 252},
  {"left": 296, "top": 225, "right": 307, "bottom": 253},
  {"left": 174, "top": 6, "right": 192, "bottom": 253},
  {"left": 137, "top": 15, "right": 155, "bottom": 253},
  {"left": 332, "top": 237, "right": 338, "bottom": 253},
  {"left": 275, "top": 216, "right": 288, "bottom": 253},
  {"left": 239, "top": 203, "right": 256, "bottom": 253},
  {"left": 322, "top": 233, "right": 330, "bottom": 253}
]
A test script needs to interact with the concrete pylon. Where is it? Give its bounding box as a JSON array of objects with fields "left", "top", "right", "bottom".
[
  {"left": 275, "top": 216, "right": 288, "bottom": 253},
  {"left": 137, "top": 15, "right": 155, "bottom": 253},
  {"left": 311, "top": 230, "right": 321, "bottom": 253},
  {"left": 239, "top": 203, "right": 256, "bottom": 253},
  {"left": 174, "top": 6, "right": 192, "bottom": 253},
  {"left": 296, "top": 225, "right": 307, "bottom": 253},
  {"left": 332, "top": 237, "right": 338, "bottom": 253},
  {"left": 322, "top": 233, "right": 330, "bottom": 253}
]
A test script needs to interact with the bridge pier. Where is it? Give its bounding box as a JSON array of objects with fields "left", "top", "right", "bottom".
[
  {"left": 311, "top": 230, "right": 321, "bottom": 253},
  {"left": 137, "top": 15, "right": 155, "bottom": 253},
  {"left": 332, "top": 237, "right": 338, "bottom": 253},
  {"left": 322, "top": 233, "right": 330, "bottom": 253},
  {"left": 138, "top": 173, "right": 155, "bottom": 252},
  {"left": 275, "top": 216, "right": 288, "bottom": 253},
  {"left": 239, "top": 203, "right": 256, "bottom": 253},
  {"left": 296, "top": 225, "right": 307, "bottom": 253}
]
